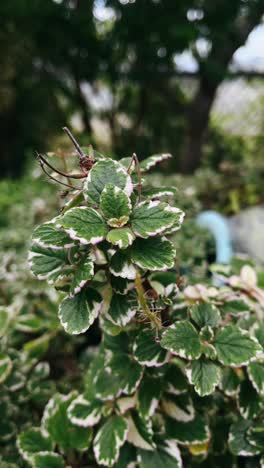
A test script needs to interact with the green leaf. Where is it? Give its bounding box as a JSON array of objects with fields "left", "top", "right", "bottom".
[
  {"left": 255, "top": 324, "right": 264, "bottom": 348},
  {"left": 127, "top": 412, "right": 155, "bottom": 451},
  {"left": 107, "top": 227, "right": 135, "bottom": 249},
  {"left": 15, "top": 314, "right": 45, "bottom": 333},
  {"left": 162, "top": 393, "right": 194, "bottom": 422},
  {"left": 84, "top": 159, "right": 133, "bottom": 204},
  {"left": 106, "top": 292, "right": 136, "bottom": 327},
  {"left": 248, "top": 361, "right": 264, "bottom": 395},
  {"left": 17, "top": 428, "right": 52, "bottom": 463},
  {"left": 42, "top": 393, "right": 93, "bottom": 452},
  {"left": 138, "top": 376, "right": 163, "bottom": 420},
  {"left": 220, "top": 368, "right": 241, "bottom": 396},
  {"left": 29, "top": 244, "right": 70, "bottom": 282},
  {"left": 220, "top": 299, "right": 249, "bottom": 315},
  {"left": 0, "top": 420, "right": 16, "bottom": 442},
  {"left": 131, "top": 201, "right": 183, "bottom": 238},
  {"left": 186, "top": 360, "right": 221, "bottom": 397},
  {"left": 166, "top": 415, "right": 210, "bottom": 445},
  {"left": 32, "top": 452, "right": 64, "bottom": 468},
  {"left": 108, "top": 353, "right": 143, "bottom": 395},
  {"left": 67, "top": 395, "right": 103, "bottom": 427},
  {"left": 32, "top": 220, "right": 74, "bottom": 250},
  {"left": 100, "top": 183, "right": 132, "bottom": 227},
  {"left": 93, "top": 415, "right": 128, "bottom": 467},
  {"left": 131, "top": 236, "right": 176, "bottom": 271},
  {"left": 160, "top": 321, "right": 201, "bottom": 360},
  {"left": 190, "top": 303, "right": 221, "bottom": 328},
  {"left": 238, "top": 380, "right": 262, "bottom": 419},
  {"left": 116, "top": 443, "right": 137, "bottom": 468},
  {"left": 69, "top": 253, "right": 94, "bottom": 296},
  {"left": 138, "top": 439, "right": 182, "bottom": 468},
  {"left": 110, "top": 251, "right": 137, "bottom": 279},
  {"left": 93, "top": 368, "right": 121, "bottom": 401},
  {"left": 247, "top": 424, "right": 264, "bottom": 450},
  {"left": 214, "top": 325, "right": 262, "bottom": 366},
  {"left": 140, "top": 153, "right": 172, "bottom": 172},
  {"left": 57, "top": 207, "right": 107, "bottom": 245},
  {"left": 0, "top": 353, "right": 12, "bottom": 384},
  {"left": 229, "top": 419, "right": 260, "bottom": 456},
  {"left": 165, "top": 364, "right": 188, "bottom": 395},
  {"left": 0, "top": 309, "right": 9, "bottom": 337},
  {"left": 58, "top": 288, "right": 102, "bottom": 334},
  {"left": 143, "top": 187, "right": 178, "bottom": 199},
  {"left": 133, "top": 329, "right": 168, "bottom": 367}
]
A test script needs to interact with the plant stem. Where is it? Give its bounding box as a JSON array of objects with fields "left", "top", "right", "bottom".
[{"left": 135, "top": 271, "right": 162, "bottom": 329}]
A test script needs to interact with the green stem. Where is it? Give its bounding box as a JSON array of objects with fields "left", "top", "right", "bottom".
[
  {"left": 61, "top": 191, "right": 84, "bottom": 214},
  {"left": 135, "top": 271, "right": 162, "bottom": 329}
]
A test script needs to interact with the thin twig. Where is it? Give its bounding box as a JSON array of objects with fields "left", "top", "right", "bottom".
[
  {"left": 135, "top": 270, "right": 162, "bottom": 330},
  {"left": 36, "top": 154, "right": 79, "bottom": 190},
  {"left": 63, "top": 126, "right": 85, "bottom": 160},
  {"left": 59, "top": 150, "right": 73, "bottom": 188},
  {"left": 37, "top": 153, "right": 86, "bottom": 179}
]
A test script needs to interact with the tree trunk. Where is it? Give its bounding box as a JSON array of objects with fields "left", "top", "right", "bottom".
[
  {"left": 180, "top": 77, "right": 218, "bottom": 174},
  {"left": 179, "top": 4, "right": 263, "bottom": 174}
]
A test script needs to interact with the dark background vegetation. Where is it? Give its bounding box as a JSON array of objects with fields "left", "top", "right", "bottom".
[{"left": 0, "top": 0, "right": 263, "bottom": 179}]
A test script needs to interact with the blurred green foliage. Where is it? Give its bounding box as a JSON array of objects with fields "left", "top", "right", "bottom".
[{"left": 0, "top": 0, "right": 263, "bottom": 176}]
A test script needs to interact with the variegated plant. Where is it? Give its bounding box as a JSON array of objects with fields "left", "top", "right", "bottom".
[{"left": 18, "top": 136, "right": 264, "bottom": 467}]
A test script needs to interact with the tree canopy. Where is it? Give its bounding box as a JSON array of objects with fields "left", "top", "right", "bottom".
[{"left": 0, "top": 0, "right": 263, "bottom": 176}]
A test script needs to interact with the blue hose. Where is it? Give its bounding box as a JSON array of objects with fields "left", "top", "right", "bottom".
[{"left": 197, "top": 211, "right": 233, "bottom": 264}]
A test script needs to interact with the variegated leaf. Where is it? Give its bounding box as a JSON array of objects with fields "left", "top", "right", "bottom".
[
  {"left": 190, "top": 303, "right": 221, "bottom": 328},
  {"left": 143, "top": 186, "right": 178, "bottom": 199},
  {"left": 107, "top": 227, "right": 135, "bottom": 249},
  {"left": 93, "top": 415, "right": 128, "bottom": 467},
  {"left": 248, "top": 361, "right": 264, "bottom": 395},
  {"left": 110, "top": 251, "right": 137, "bottom": 279},
  {"left": 133, "top": 329, "right": 168, "bottom": 367},
  {"left": 32, "top": 220, "right": 74, "bottom": 250},
  {"left": 127, "top": 412, "right": 155, "bottom": 451},
  {"left": 131, "top": 201, "right": 182, "bottom": 238},
  {"left": 17, "top": 428, "right": 52, "bottom": 463},
  {"left": 116, "top": 443, "right": 137, "bottom": 468},
  {"left": 32, "top": 452, "right": 64, "bottom": 468},
  {"left": 214, "top": 325, "right": 262, "bottom": 366},
  {"left": 84, "top": 159, "right": 133, "bottom": 204},
  {"left": 165, "top": 364, "right": 188, "bottom": 395},
  {"left": 237, "top": 380, "right": 262, "bottom": 419},
  {"left": 229, "top": 419, "right": 260, "bottom": 456},
  {"left": 0, "top": 353, "right": 12, "bottom": 384},
  {"left": 69, "top": 253, "right": 94, "bottom": 297},
  {"left": 138, "top": 439, "right": 182, "bottom": 468},
  {"left": 166, "top": 415, "right": 210, "bottom": 445},
  {"left": 100, "top": 183, "right": 132, "bottom": 227},
  {"left": 58, "top": 288, "right": 102, "bottom": 334},
  {"left": 108, "top": 353, "right": 144, "bottom": 395},
  {"left": 138, "top": 376, "right": 163, "bottom": 420},
  {"left": 140, "top": 153, "right": 172, "bottom": 172},
  {"left": 106, "top": 292, "right": 136, "bottom": 327},
  {"left": 160, "top": 321, "right": 201, "bottom": 360},
  {"left": 29, "top": 244, "right": 71, "bottom": 283},
  {"left": 220, "top": 367, "right": 241, "bottom": 396},
  {"left": 162, "top": 393, "right": 194, "bottom": 422},
  {"left": 67, "top": 395, "right": 103, "bottom": 427},
  {"left": 57, "top": 207, "right": 107, "bottom": 245},
  {"left": 131, "top": 237, "right": 176, "bottom": 271},
  {"left": 186, "top": 360, "right": 221, "bottom": 397},
  {"left": 42, "top": 393, "right": 93, "bottom": 452}
]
